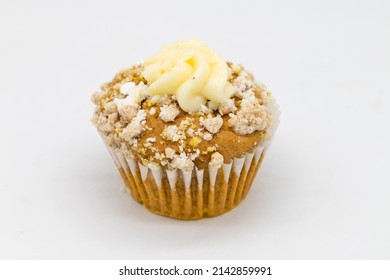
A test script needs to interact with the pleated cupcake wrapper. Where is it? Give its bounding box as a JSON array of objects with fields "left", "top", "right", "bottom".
[
  {"left": 99, "top": 97, "right": 280, "bottom": 219},
  {"left": 105, "top": 143, "right": 264, "bottom": 219}
]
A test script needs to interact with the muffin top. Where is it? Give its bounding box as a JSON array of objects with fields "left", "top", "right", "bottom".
[{"left": 92, "top": 40, "right": 273, "bottom": 170}]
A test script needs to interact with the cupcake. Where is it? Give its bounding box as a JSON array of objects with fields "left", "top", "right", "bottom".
[{"left": 91, "top": 40, "right": 279, "bottom": 220}]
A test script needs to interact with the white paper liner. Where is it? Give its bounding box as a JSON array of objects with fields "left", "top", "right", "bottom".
[
  {"left": 222, "top": 163, "right": 233, "bottom": 183},
  {"left": 105, "top": 143, "right": 268, "bottom": 201},
  {"left": 166, "top": 169, "right": 177, "bottom": 189},
  {"left": 195, "top": 168, "right": 204, "bottom": 189}
]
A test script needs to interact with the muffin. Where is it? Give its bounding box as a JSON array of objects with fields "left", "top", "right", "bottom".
[{"left": 91, "top": 40, "right": 279, "bottom": 220}]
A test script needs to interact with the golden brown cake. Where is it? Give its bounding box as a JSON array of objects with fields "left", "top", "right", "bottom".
[{"left": 91, "top": 40, "right": 279, "bottom": 220}]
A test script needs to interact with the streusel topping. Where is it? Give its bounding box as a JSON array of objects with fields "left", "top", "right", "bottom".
[{"left": 92, "top": 61, "right": 272, "bottom": 170}]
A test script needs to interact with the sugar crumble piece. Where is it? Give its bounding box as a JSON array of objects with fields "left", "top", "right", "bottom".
[
  {"left": 231, "top": 63, "right": 242, "bottom": 74},
  {"left": 189, "top": 136, "right": 202, "bottom": 147},
  {"left": 232, "top": 70, "right": 255, "bottom": 99},
  {"left": 209, "top": 152, "right": 224, "bottom": 168},
  {"left": 92, "top": 112, "right": 115, "bottom": 132},
  {"left": 103, "top": 101, "right": 117, "bottom": 114},
  {"left": 149, "top": 94, "right": 172, "bottom": 106},
  {"left": 202, "top": 145, "right": 217, "bottom": 155},
  {"left": 229, "top": 96, "right": 267, "bottom": 135},
  {"left": 113, "top": 92, "right": 142, "bottom": 122},
  {"left": 119, "top": 110, "right": 146, "bottom": 141},
  {"left": 120, "top": 82, "right": 136, "bottom": 95},
  {"left": 189, "top": 149, "right": 200, "bottom": 160},
  {"left": 91, "top": 91, "right": 104, "bottom": 105},
  {"left": 170, "top": 153, "right": 194, "bottom": 171},
  {"left": 161, "top": 125, "right": 184, "bottom": 142},
  {"left": 144, "top": 142, "right": 152, "bottom": 148},
  {"left": 119, "top": 104, "right": 138, "bottom": 122},
  {"left": 187, "top": 128, "right": 195, "bottom": 137},
  {"left": 146, "top": 137, "right": 156, "bottom": 143},
  {"left": 159, "top": 104, "right": 180, "bottom": 122},
  {"left": 149, "top": 107, "right": 156, "bottom": 115},
  {"left": 218, "top": 99, "right": 237, "bottom": 115},
  {"left": 207, "top": 146, "right": 217, "bottom": 152},
  {"left": 202, "top": 132, "right": 213, "bottom": 141},
  {"left": 207, "top": 101, "right": 219, "bottom": 111},
  {"left": 165, "top": 148, "right": 176, "bottom": 159},
  {"left": 120, "top": 122, "right": 143, "bottom": 141},
  {"left": 240, "top": 95, "right": 258, "bottom": 110},
  {"left": 200, "top": 114, "right": 223, "bottom": 134},
  {"left": 179, "top": 118, "right": 191, "bottom": 129},
  {"left": 120, "top": 81, "right": 148, "bottom": 100},
  {"left": 139, "top": 148, "right": 146, "bottom": 155},
  {"left": 200, "top": 104, "right": 212, "bottom": 114}
]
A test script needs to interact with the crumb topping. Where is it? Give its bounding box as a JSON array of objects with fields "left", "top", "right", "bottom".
[{"left": 91, "top": 63, "right": 272, "bottom": 170}]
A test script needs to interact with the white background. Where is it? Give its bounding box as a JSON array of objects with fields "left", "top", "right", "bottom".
[{"left": 0, "top": 0, "right": 389, "bottom": 260}]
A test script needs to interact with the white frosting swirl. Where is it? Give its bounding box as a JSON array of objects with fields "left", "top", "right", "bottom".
[{"left": 142, "top": 40, "right": 235, "bottom": 112}]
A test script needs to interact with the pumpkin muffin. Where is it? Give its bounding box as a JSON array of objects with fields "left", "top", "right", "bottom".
[{"left": 91, "top": 40, "right": 279, "bottom": 220}]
